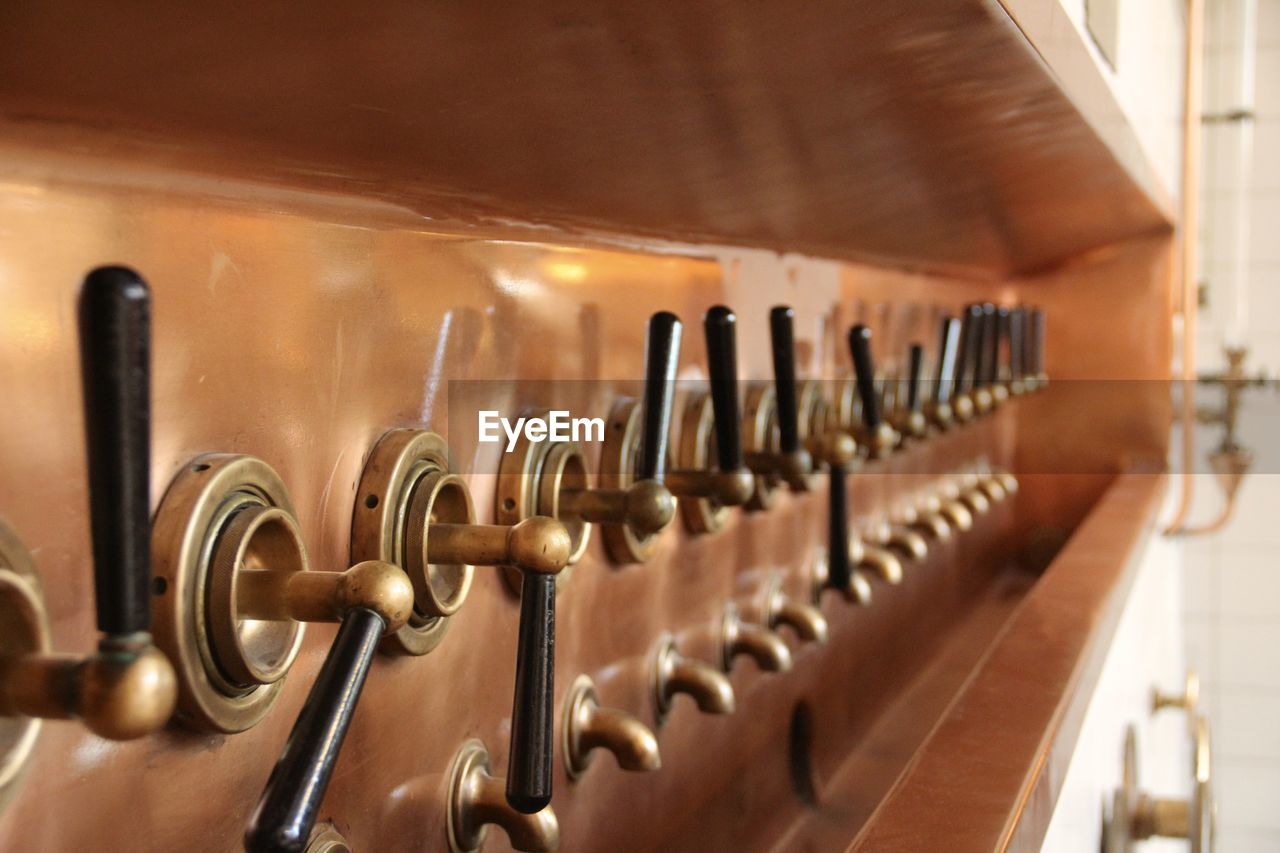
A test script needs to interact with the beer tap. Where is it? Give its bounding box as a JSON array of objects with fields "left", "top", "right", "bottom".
[
  {"left": 669, "top": 306, "right": 756, "bottom": 534},
  {"left": 720, "top": 602, "right": 792, "bottom": 674},
  {"left": 847, "top": 325, "right": 913, "bottom": 577},
  {"left": 0, "top": 267, "right": 177, "bottom": 743},
  {"left": 990, "top": 306, "right": 1011, "bottom": 406},
  {"left": 1029, "top": 307, "right": 1048, "bottom": 389},
  {"left": 743, "top": 307, "right": 816, "bottom": 496},
  {"left": 927, "top": 316, "right": 962, "bottom": 431},
  {"left": 970, "top": 304, "right": 996, "bottom": 415},
  {"left": 562, "top": 674, "right": 660, "bottom": 779},
  {"left": 448, "top": 739, "right": 561, "bottom": 853},
  {"left": 951, "top": 305, "right": 983, "bottom": 423},
  {"left": 760, "top": 573, "right": 828, "bottom": 646},
  {"left": 1008, "top": 307, "right": 1027, "bottom": 396},
  {"left": 651, "top": 635, "right": 735, "bottom": 725},
  {"left": 890, "top": 342, "right": 927, "bottom": 441}
]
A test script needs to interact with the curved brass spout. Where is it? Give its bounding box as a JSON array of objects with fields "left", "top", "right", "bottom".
[
  {"left": 903, "top": 505, "right": 952, "bottom": 541},
  {"left": 880, "top": 525, "right": 928, "bottom": 561},
  {"left": 721, "top": 604, "right": 792, "bottom": 673},
  {"left": 448, "top": 740, "right": 560, "bottom": 853},
  {"left": 764, "top": 577, "right": 828, "bottom": 646},
  {"left": 851, "top": 538, "right": 904, "bottom": 585},
  {"left": 651, "top": 635, "right": 735, "bottom": 723},
  {"left": 563, "top": 675, "right": 660, "bottom": 779}
]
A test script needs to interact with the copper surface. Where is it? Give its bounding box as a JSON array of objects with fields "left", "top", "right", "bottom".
[{"left": 0, "top": 1, "right": 1170, "bottom": 277}]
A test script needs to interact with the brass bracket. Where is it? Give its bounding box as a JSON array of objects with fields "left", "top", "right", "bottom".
[
  {"left": 151, "top": 453, "right": 303, "bottom": 733},
  {"left": 352, "top": 429, "right": 476, "bottom": 656},
  {"left": 0, "top": 519, "right": 50, "bottom": 812}
]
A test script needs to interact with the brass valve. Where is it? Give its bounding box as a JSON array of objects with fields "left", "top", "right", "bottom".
[
  {"left": 742, "top": 307, "right": 817, "bottom": 506},
  {"left": 1104, "top": 720, "right": 1214, "bottom": 853},
  {"left": 892, "top": 500, "right": 953, "bottom": 542},
  {"left": 448, "top": 740, "right": 560, "bottom": 853},
  {"left": 762, "top": 574, "right": 828, "bottom": 646},
  {"left": 651, "top": 634, "right": 735, "bottom": 725},
  {"left": 671, "top": 306, "right": 757, "bottom": 534},
  {"left": 721, "top": 603, "right": 792, "bottom": 673},
  {"left": 850, "top": 537, "right": 905, "bottom": 585},
  {"left": 889, "top": 343, "right": 929, "bottom": 442},
  {"left": 0, "top": 267, "right": 177, "bottom": 770},
  {"left": 811, "top": 547, "right": 874, "bottom": 607},
  {"left": 865, "top": 519, "right": 929, "bottom": 562},
  {"left": 562, "top": 674, "right": 660, "bottom": 779},
  {"left": 848, "top": 324, "right": 901, "bottom": 460},
  {"left": 922, "top": 490, "right": 975, "bottom": 532}
]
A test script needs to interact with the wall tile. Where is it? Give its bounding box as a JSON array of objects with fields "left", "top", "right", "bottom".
[
  {"left": 1218, "top": 761, "right": 1280, "bottom": 831},
  {"left": 1217, "top": 620, "right": 1280, "bottom": 688},
  {"left": 1219, "top": 544, "right": 1280, "bottom": 617},
  {"left": 1217, "top": 687, "right": 1280, "bottom": 759}
]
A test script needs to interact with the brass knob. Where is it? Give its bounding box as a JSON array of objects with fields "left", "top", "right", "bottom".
[
  {"left": 850, "top": 538, "right": 904, "bottom": 585},
  {"left": 651, "top": 635, "right": 735, "bottom": 724},
  {"left": 721, "top": 603, "right": 792, "bottom": 673},
  {"left": 763, "top": 576, "right": 828, "bottom": 645},
  {"left": 448, "top": 739, "right": 560, "bottom": 853},
  {"left": 562, "top": 674, "right": 660, "bottom": 779}
]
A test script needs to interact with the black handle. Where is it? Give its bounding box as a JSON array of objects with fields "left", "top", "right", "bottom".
[
  {"left": 906, "top": 343, "right": 924, "bottom": 414},
  {"left": 934, "top": 317, "right": 960, "bottom": 405},
  {"left": 972, "top": 304, "right": 993, "bottom": 388},
  {"left": 245, "top": 607, "right": 384, "bottom": 853},
  {"left": 769, "top": 306, "right": 800, "bottom": 454},
  {"left": 1009, "top": 308, "right": 1025, "bottom": 382},
  {"left": 704, "top": 306, "right": 743, "bottom": 472},
  {"left": 638, "top": 311, "right": 682, "bottom": 482},
  {"left": 848, "top": 325, "right": 880, "bottom": 431},
  {"left": 78, "top": 266, "right": 152, "bottom": 638},
  {"left": 507, "top": 572, "right": 556, "bottom": 814},
  {"left": 827, "top": 468, "right": 852, "bottom": 592},
  {"left": 1030, "top": 308, "right": 1045, "bottom": 376},
  {"left": 955, "top": 304, "right": 982, "bottom": 394},
  {"left": 987, "top": 306, "right": 1004, "bottom": 386}
]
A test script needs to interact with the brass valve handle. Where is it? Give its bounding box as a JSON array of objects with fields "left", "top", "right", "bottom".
[
  {"left": 827, "top": 467, "right": 854, "bottom": 595},
  {"left": 929, "top": 315, "right": 961, "bottom": 427},
  {"left": 705, "top": 305, "right": 743, "bottom": 476},
  {"left": 849, "top": 324, "right": 896, "bottom": 457},
  {"left": 0, "top": 268, "right": 180, "bottom": 741},
  {"left": 663, "top": 305, "right": 754, "bottom": 507},
  {"left": 955, "top": 304, "right": 982, "bottom": 395},
  {"left": 770, "top": 306, "right": 802, "bottom": 459},
  {"left": 905, "top": 343, "right": 924, "bottom": 419},
  {"left": 245, "top": 590, "right": 405, "bottom": 853},
  {"left": 639, "top": 310, "right": 682, "bottom": 483},
  {"left": 972, "top": 303, "right": 993, "bottom": 391}
]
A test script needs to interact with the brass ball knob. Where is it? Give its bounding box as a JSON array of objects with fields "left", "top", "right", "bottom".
[
  {"left": 624, "top": 480, "right": 676, "bottom": 535},
  {"left": 79, "top": 646, "right": 178, "bottom": 740},
  {"left": 336, "top": 560, "right": 415, "bottom": 633},
  {"left": 506, "top": 517, "right": 574, "bottom": 575}
]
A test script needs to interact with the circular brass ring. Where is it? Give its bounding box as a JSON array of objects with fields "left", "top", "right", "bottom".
[
  {"left": 826, "top": 378, "right": 858, "bottom": 434},
  {"left": 599, "top": 398, "right": 664, "bottom": 564},
  {"left": 352, "top": 429, "right": 461, "bottom": 656},
  {"left": 562, "top": 673, "right": 596, "bottom": 780},
  {"left": 405, "top": 471, "right": 476, "bottom": 617},
  {"left": 151, "top": 453, "right": 300, "bottom": 733},
  {"left": 447, "top": 739, "right": 491, "bottom": 853},
  {"left": 650, "top": 633, "right": 679, "bottom": 726},
  {"left": 743, "top": 383, "right": 781, "bottom": 511},
  {"left": 206, "top": 505, "right": 308, "bottom": 687},
  {"left": 677, "top": 392, "right": 730, "bottom": 534},
  {"left": 0, "top": 520, "right": 49, "bottom": 811},
  {"left": 304, "top": 824, "right": 352, "bottom": 853}
]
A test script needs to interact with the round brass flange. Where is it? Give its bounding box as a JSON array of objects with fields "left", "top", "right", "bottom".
[
  {"left": 562, "top": 673, "right": 596, "bottom": 780},
  {"left": 447, "top": 739, "right": 492, "bottom": 853},
  {"left": 598, "top": 399, "right": 665, "bottom": 564},
  {"left": 0, "top": 519, "right": 50, "bottom": 811},
  {"left": 352, "top": 429, "right": 475, "bottom": 656},
  {"left": 824, "top": 378, "right": 858, "bottom": 435},
  {"left": 676, "top": 392, "right": 731, "bottom": 534},
  {"left": 742, "top": 383, "right": 781, "bottom": 511},
  {"left": 151, "top": 453, "right": 304, "bottom": 733},
  {"left": 305, "top": 824, "right": 352, "bottom": 853},
  {"left": 495, "top": 412, "right": 590, "bottom": 576}
]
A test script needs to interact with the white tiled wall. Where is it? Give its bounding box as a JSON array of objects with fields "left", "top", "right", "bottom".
[{"left": 1184, "top": 2, "right": 1280, "bottom": 850}]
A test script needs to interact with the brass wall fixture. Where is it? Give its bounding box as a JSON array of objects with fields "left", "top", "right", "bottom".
[
  {"left": 497, "top": 312, "right": 681, "bottom": 565},
  {"left": 1104, "top": 720, "right": 1215, "bottom": 853},
  {"left": 889, "top": 342, "right": 928, "bottom": 441},
  {"left": 562, "top": 674, "right": 660, "bottom": 779},
  {"left": 760, "top": 573, "right": 828, "bottom": 646},
  {"left": 448, "top": 739, "right": 560, "bottom": 853},
  {"left": 650, "top": 634, "right": 735, "bottom": 726},
  {"left": 0, "top": 268, "right": 177, "bottom": 807},
  {"left": 1152, "top": 671, "right": 1200, "bottom": 716},
  {"left": 927, "top": 316, "right": 963, "bottom": 430},
  {"left": 670, "top": 306, "right": 756, "bottom": 534},
  {"left": 720, "top": 602, "right": 793, "bottom": 674}
]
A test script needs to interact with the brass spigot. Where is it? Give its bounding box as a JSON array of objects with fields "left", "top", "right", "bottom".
[
  {"left": 651, "top": 634, "right": 735, "bottom": 724},
  {"left": 720, "top": 603, "right": 793, "bottom": 673},
  {"left": 562, "top": 675, "right": 660, "bottom": 779},
  {"left": 892, "top": 500, "right": 953, "bottom": 542},
  {"left": 762, "top": 575, "right": 828, "bottom": 645},
  {"left": 448, "top": 740, "right": 560, "bottom": 853},
  {"left": 850, "top": 537, "right": 904, "bottom": 585}
]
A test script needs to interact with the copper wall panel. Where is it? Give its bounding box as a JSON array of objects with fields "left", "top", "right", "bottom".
[{"left": 0, "top": 0, "right": 1169, "bottom": 277}]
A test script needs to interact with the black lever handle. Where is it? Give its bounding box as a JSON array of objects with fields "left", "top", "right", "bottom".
[
  {"left": 245, "top": 607, "right": 385, "bottom": 853},
  {"left": 638, "top": 311, "right": 682, "bottom": 482},
  {"left": 973, "top": 304, "right": 994, "bottom": 388},
  {"left": 78, "top": 266, "right": 152, "bottom": 638},
  {"left": 769, "top": 306, "right": 800, "bottom": 454},
  {"left": 1030, "top": 307, "right": 1045, "bottom": 377},
  {"left": 988, "top": 306, "right": 1006, "bottom": 386},
  {"left": 704, "top": 306, "right": 742, "bottom": 473},
  {"left": 827, "top": 467, "right": 852, "bottom": 592},
  {"left": 848, "top": 325, "right": 880, "bottom": 431},
  {"left": 955, "top": 304, "right": 983, "bottom": 395},
  {"left": 934, "top": 316, "right": 961, "bottom": 405},
  {"left": 1009, "top": 307, "right": 1024, "bottom": 383},
  {"left": 507, "top": 571, "right": 557, "bottom": 813},
  {"left": 906, "top": 343, "right": 924, "bottom": 415}
]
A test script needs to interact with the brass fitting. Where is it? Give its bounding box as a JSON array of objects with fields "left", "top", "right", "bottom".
[
  {"left": 851, "top": 538, "right": 904, "bottom": 585},
  {"left": 651, "top": 635, "right": 735, "bottom": 724},
  {"left": 763, "top": 575, "right": 828, "bottom": 645},
  {"left": 558, "top": 479, "right": 675, "bottom": 537},
  {"left": 562, "top": 675, "right": 660, "bottom": 779},
  {"left": 721, "top": 604, "right": 792, "bottom": 673},
  {"left": 448, "top": 740, "right": 560, "bottom": 853}
]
